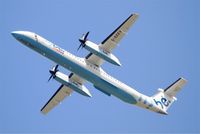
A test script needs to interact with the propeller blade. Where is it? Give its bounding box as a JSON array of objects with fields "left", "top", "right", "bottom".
[
  {"left": 84, "top": 31, "right": 89, "bottom": 40},
  {"left": 48, "top": 75, "right": 53, "bottom": 82},
  {"left": 77, "top": 44, "right": 82, "bottom": 51},
  {"left": 47, "top": 65, "right": 59, "bottom": 82},
  {"left": 54, "top": 64, "right": 59, "bottom": 71},
  {"left": 78, "top": 31, "right": 90, "bottom": 51}
]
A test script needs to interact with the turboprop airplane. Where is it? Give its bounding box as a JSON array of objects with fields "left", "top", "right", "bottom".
[{"left": 12, "top": 13, "right": 187, "bottom": 115}]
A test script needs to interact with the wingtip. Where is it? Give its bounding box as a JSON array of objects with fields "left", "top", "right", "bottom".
[
  {"left": 133, "top": 13, "right": 139, "bottom": 15},
  {"left": 40, "top": 110, "right": 48, "bottom": 115},
  {"left": 180, "top": 77, "right": 187, "bottom": 82},
  {"left": 178, "top": 77, "right": 188, "bottom": 85},
  {"left": 132, "top": 13, "right": 139, "bottom": 17}
]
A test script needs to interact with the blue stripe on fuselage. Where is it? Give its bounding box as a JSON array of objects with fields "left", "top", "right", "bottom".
[{"left": 20, "top": 35, "right": 137, "bottom": 104}]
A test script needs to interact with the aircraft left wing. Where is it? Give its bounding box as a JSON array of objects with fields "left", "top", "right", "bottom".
[
  {"left": 86, "top": 13, "right": 139, "bottom": 66},
  {"left": 41, "top": 85, "right": 73, "bottom": 114},
  {"left": 100, "top": 13, "right": 139, "bottom": 52}
]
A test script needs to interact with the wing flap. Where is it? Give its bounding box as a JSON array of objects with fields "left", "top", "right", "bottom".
[
  {"left": 86, "top": 53, "right": 104, "bottom": 66},
  {"left": 69, "top": 73, "right": 85, "bottom": 84},
  {"left": 41, "top": 85, "right": 73, "bottom": 114}
]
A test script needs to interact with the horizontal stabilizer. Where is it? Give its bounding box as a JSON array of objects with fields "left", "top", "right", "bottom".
[{"left": 164, "top": 77, "right": 187, "bottom": 97}]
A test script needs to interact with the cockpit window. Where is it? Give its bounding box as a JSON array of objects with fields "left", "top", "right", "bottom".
[{"left": 35, "top": 34, "right": 38, "bottom": 42}]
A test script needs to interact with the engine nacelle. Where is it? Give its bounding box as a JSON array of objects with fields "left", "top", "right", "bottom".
[
  {"left": 84, "top": 41, "right": 121, "bottom": 66},
  {"left": 54, "top": 71, "right": 92, "bottom": 97}
]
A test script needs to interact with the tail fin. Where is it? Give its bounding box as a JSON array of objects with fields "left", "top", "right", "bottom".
[{"left": 152, "top": 77, "right": 187, "bottom": 113}]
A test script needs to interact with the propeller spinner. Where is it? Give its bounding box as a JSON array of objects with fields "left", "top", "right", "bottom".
[
  {"left": 77, "top": 31, "right": 89, "bottom": 51},
  {"left": 48, "top": 65, "right": 59, "bottom": 82}
]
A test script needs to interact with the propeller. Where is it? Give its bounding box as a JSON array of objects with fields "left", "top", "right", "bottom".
[
  {"left": 48, "top": 65, "right": 59, "bottom": 82},
  {"left": 77, "top": 31, "right": 89, "bottom": 51}
]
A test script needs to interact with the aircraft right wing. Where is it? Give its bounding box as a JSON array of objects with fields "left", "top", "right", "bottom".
[
  {"left": 41, "top": 85, "right": 73, "bottom": 114},
  {"left": 69, "top": 72, "right": 86, "bottom": 84},
  {"left": 41, "top": 72, "right": 87, "bottom": 114}
]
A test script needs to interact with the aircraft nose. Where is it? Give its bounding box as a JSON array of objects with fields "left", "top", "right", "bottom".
[
  {"left": 11, "top": 31, "right": 23, "bottom": 38},
  {"left": 11, "top": 31, "right": 34, "bottom": 39},
  {"left": 11, "top": 31, "right": 18, "bottom": 37}
]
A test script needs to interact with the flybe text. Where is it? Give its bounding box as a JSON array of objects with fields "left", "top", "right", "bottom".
[{"left": 153, "top": 97, "right": 171, "bottom": 109}]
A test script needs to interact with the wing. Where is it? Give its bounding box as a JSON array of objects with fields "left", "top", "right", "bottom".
[
  {"left": 86, "top": 13, "right": 139, "bottom": 66},
  {"left": 41, "top": 73, "right": 86, "bottom": 114},
  {"left": 41, "top": 85, "right": 73, "bottom": 114},
  {"left": 100, "top": 13, "right": 139, "bottom": 52}
]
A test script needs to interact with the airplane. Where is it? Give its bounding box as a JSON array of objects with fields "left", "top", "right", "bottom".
[{"left": 11, "top": 13, "right": 187, "bottom": 115}]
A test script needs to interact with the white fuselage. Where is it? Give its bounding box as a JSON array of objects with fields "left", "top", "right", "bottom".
[{"left": 12, "top": 31, "right": 166, "bottom": 114}]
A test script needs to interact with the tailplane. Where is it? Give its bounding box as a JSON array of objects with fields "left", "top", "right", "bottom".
[{"left": 151, "top": 77, "right": 187, "bottom": 113}]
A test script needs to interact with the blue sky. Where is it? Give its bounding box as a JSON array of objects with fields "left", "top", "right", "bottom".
[{"left": 0, "top": 0, "right": 199, "bottom": 133}]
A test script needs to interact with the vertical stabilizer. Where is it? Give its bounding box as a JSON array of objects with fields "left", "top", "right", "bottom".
[{"left": 152, "top": 78, "right": 187, "bottom": 113}]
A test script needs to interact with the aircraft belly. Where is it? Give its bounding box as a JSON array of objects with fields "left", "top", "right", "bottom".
[
  {"left": 30, "top": 39, "right": 137, "bottom": 104},
  {"left": 94, "top": 80, "right": 137, "bottom": 104}
]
